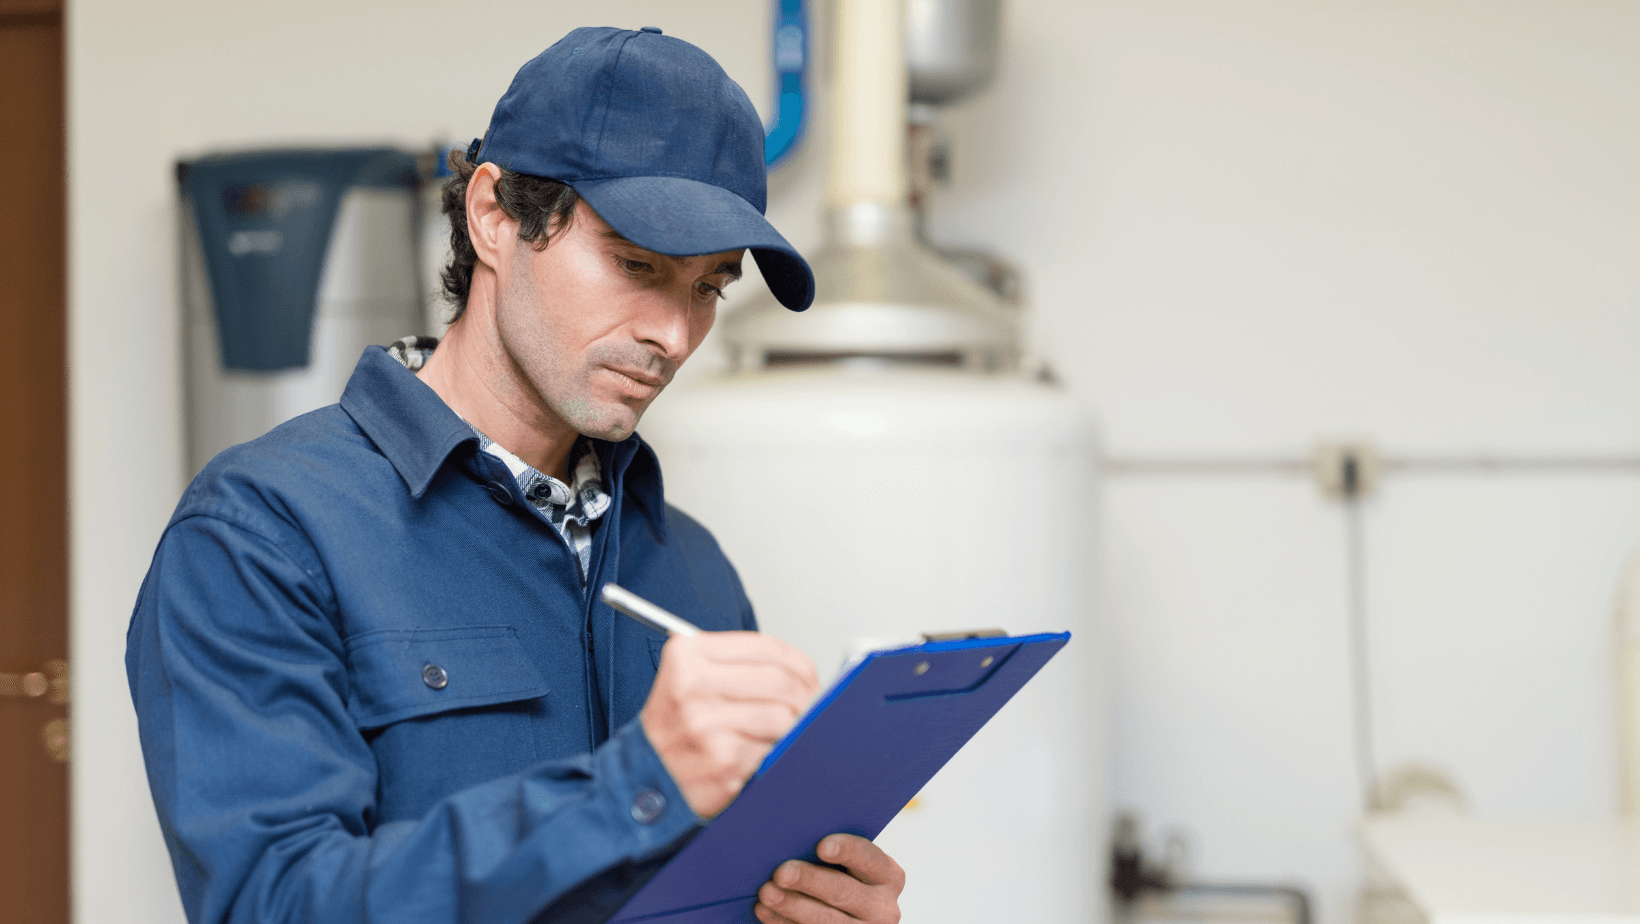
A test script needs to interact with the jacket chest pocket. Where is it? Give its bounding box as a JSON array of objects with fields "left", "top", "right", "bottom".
[{"left": 345, "top": 626, "right": 550, "bottom": 823}]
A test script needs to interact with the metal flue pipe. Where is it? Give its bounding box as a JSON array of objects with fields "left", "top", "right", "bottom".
[{"left": 723, "top": 0, "right": 1017, "bottom": 372}]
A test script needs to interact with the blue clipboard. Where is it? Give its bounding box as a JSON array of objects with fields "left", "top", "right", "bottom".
[{"left": 611, "top": 630, "right": 1072, "bottom": 923}]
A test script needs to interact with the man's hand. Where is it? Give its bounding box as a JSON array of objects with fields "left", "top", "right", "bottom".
[
  {"left": 640, "top": 632, "right": 819, "bottom": 818},
  {"left": 755, "top": 834, "right": 905, "bottom": 924}
]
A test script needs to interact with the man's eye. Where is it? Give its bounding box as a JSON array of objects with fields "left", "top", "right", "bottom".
[
  {"left": 617, "top": 257, "right": 653, "bottom": 274},
  {"left": 696, "top": 281, "right": 727, "bottom": 300}
]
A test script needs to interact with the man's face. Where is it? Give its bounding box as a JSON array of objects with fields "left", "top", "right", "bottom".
[{"left": 493, "top": 200, "right": 743, "bottom": 441}]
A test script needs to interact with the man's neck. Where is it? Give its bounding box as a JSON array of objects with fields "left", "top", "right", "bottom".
[{"left": 416, "top": 291, "right": 579, "bottom": 482}]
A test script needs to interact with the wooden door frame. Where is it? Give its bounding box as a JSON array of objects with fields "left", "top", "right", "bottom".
[{"left": 0, "top": 0, "right": 71, "bottom": 922}]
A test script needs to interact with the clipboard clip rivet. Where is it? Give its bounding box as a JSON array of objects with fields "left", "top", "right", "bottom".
[
  {"left": 980, "top": 656, "right": 994, "bottom": 668},
  {"left": 914, "top": 661, "right": 930, "bottom": 675}
]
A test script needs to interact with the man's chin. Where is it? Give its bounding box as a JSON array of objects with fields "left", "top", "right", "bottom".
[
  {"left": 581, "top": 422, "right": 638, "bottom": 442},
  {"left": 562, "top": 400, "right": 646, "bottom": 442}
]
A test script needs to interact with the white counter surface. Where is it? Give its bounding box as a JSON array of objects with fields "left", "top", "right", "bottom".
[{"left": 1361, "top": 816, "right": 1640, "bottom": 924}]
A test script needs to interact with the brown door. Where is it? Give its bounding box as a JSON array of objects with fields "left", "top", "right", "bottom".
[{"left": 0, "top": 0, "right": 70, "bottom": 922}]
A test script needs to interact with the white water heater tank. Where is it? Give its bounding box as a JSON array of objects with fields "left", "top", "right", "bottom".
[
  {"left": 641, "top": 368, "right": 1104, "bottom": 923},
  {"left": 649, "top": 0, "right": 1106, "bottom": 915}
]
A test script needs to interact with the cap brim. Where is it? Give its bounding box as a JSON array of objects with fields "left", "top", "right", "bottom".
[{"left": 572, "top": 175, "right": 813, "bottom": 312}]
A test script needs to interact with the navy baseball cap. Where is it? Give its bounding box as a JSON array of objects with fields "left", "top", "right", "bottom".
[{"left": 472, "top": 26, "right": 814, "bottom": 311}]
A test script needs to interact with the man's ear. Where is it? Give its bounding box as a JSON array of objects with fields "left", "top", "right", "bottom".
[{"left": 466, "top": 163, "right": 514, "bottom": 275}]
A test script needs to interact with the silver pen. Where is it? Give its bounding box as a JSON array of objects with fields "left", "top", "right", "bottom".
[{"left": 599, "top": 583, "right": 703, "bottom": 637}]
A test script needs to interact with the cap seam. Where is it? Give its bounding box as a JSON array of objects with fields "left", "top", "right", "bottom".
[{"left": 592, "top": 31, "right": 638, "bottom": 157}]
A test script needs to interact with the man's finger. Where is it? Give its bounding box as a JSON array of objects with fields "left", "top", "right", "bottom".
[
  {"left": 691, "top": 661, "right": 817, "bottom": 711},
  {"left": 686, "top": 702, "right": 806, "bottom": 746},
  {"left": 751, "top": 896, "right": 802, "bottom": 924},
  {"left": 818, "top": 834, "right": 906, "bottom": 891},
  {"left": 673, "top": 634, "right": 819, "bottom": 692},
  {"left": 757, "top": 880, "right": 858, "bottom": 924},
  {"left": 767, "top": 859, "right": 896, "bottom": 922}
]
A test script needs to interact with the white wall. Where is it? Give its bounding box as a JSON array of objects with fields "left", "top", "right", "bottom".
[
  {"left": 67, "top": 2, "right": 1640, "bottom": 924},
  {"left": 924, "top": 2, "right": 1640, "bottom": 923}
]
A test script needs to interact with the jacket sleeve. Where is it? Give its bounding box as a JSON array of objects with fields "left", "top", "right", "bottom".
[{"left": 126, "top": 512, "right": 699, "bottom": 924}]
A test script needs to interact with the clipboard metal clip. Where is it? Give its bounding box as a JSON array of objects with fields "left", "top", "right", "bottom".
[{"left": 920, "top": 628, "right": 1006, "bottom": 643}]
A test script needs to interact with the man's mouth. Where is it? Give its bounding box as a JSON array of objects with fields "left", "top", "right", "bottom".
[{"left": 606, "top": 366, "right": 665, "bottom": 389}]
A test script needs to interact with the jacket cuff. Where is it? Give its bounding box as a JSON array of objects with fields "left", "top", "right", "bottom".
[{"left": 597, "top": 718, "right": 701, "bottom": 859}]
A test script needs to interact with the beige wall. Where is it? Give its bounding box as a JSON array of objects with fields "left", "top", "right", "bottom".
[{"left": 68, "top": 2, "right": 1640, "bottom": 923}]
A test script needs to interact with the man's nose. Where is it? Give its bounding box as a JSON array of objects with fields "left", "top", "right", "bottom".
[{"left": 634, "top": 288, "right": 694, "bottom": 359}]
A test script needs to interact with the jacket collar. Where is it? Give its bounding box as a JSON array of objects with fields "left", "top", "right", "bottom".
[
  {"left": 339, "top": 346, "right": 669, "bottom": 540},
  {"left": 613, "top": 432, "right": 669, "bottom": 542}
]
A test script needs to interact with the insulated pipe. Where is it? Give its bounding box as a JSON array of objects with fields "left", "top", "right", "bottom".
[{"left": 825, "top": 0, "right": 909, "bottom": 210}]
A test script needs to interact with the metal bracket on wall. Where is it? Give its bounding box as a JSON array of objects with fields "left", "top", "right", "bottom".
[{"left": 1314, "top": 441, "right": 1381, "bottom": 500}]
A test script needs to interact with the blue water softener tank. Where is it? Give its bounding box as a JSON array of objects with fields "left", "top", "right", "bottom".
[{"left": 178, "top": 148, "right": 428, "bottom": 476}]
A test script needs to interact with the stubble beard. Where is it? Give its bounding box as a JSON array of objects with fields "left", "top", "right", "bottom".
[
  {"left": 498, "top": 325, "right": 677, "bottom": 442},
  {"left": 495, "top": 255, "right": 679, "bottom": 442},
  {"left": 576, "top": 343, "right": 679, "bottom": 440},
  {"left": 497, "top": 333, "right": 627, "bottom": 442}
]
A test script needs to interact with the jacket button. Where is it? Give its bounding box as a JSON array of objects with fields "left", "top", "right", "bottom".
[
  {"left": 631, "top": 788, "right": 667, "bottom": 824},
  {"left": 486, "top": 481, "right": 512, "bottom": 505},
  {"left": 421, "top": 664, "right": 448, "bottom": 690}
]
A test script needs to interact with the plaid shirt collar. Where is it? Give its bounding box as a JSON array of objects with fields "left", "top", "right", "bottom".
[
  {"left": 469, "top": 430, "right": 612, "bottom": 532},
  {"left": 386, "top": 335, "right": 614, "bottom": 532}
]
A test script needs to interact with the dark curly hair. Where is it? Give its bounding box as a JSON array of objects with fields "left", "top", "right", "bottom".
[{"left": 439, "top": 147, "right": 581, "bottom": 323}]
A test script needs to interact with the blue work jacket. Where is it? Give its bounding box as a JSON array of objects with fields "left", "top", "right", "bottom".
[{"left": 126, "top": 347, "right": 758, "bottom": 924}]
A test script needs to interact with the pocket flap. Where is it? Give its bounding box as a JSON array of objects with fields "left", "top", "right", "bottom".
[{"left": 344, "top": 626, "right": 548, "bottom": 729}]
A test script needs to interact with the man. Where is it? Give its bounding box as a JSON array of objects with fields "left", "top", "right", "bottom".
[{"left": 127, "top": 26, "right": 904, "bottom": 924}]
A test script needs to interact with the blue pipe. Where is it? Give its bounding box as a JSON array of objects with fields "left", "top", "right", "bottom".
[{"left": 765, "top": 0, "right": 808, "bottom": 167}]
